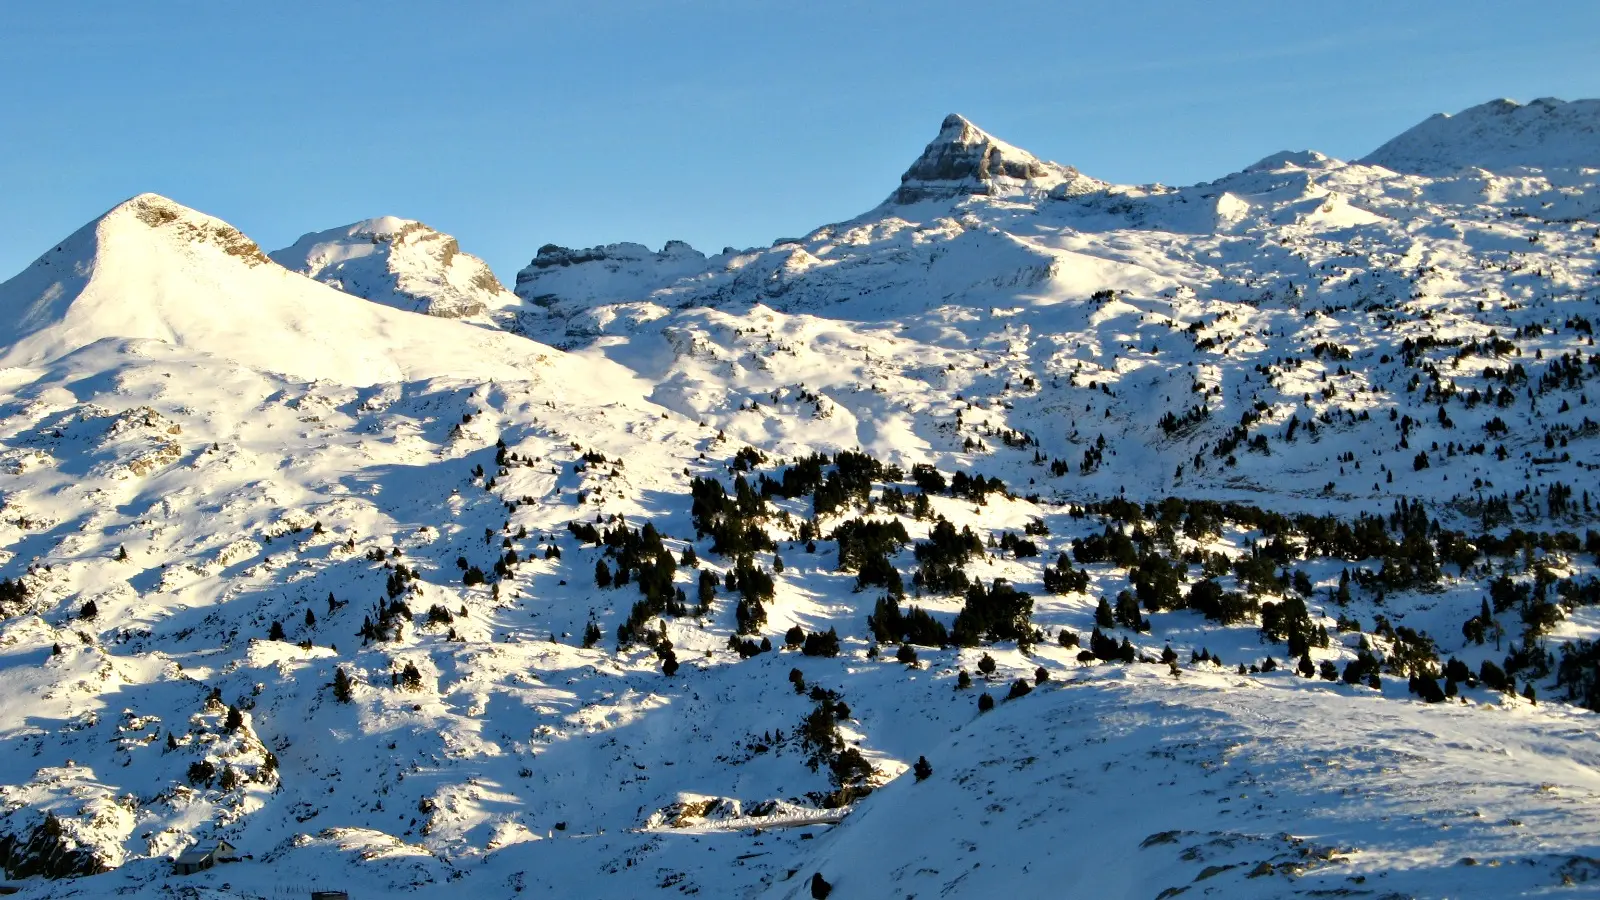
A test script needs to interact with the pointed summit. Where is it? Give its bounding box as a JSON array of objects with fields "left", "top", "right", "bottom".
[{"left": 892, "top": 114, "right": 1090, "bottom": 204}]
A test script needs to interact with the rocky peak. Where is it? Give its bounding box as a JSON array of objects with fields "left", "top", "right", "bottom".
[{"left": 892, "top": 114, "right": 1088, "bottom": 203}]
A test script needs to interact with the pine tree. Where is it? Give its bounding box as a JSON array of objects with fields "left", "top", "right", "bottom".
[
  {"left": 79, "top": 600, "right": 98, "bottom": 620},
  {"left": 1114, "top": 590, "right": 1143, "bottom": 631},
  {"left": 913, "top": 755, "right": 933, "bottom": 781},
  {"left": 956, "top": 670, "right": 972, "bottom": 689},
  {"left": 304, "top": 608, "right": 316, "bottom": 629},
  {"left": 268, "top": 620, "right": 286, "bottom": 641},
  {"left": 333, "top": 667, "right": 353, "bottom": 703},
  {"left": 1523, "top": 682, "right": 1537, "bottom": 705},
  {"left": 688, "top": 570, "right": 713, "bottom": 615},
  {"left": 977, "top": 692, "right": 995, "bottom": 712},
  {"left": 595, "top": 560, "right": 613, "bottom": 589},
  {"left": 1298, "top": 651, "right": 1315, "bottom": 678},
  {"left": 1094, "top": 596, "right": 1116, "bottom": 629},
  {"left": 225, "top": 705, "right": 244, "bottom": 732},
  {"left": 810, "top": 872, "right": 832, "bottom": 900},
  {"left": 116, "top": 544, "right": 129, "bottom": 562},
  {"left": 977, "top": 653, "right": 997, "bottom": 676},
  {"left": 803, "top": 628, "right": 841, "bottom": 657},
  {"left": 1034, "top": 666, "right": 1049, "bottom": 685}
]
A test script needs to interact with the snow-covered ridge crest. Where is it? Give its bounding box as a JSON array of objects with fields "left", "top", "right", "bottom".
[
  {"left": 1362, "top": 96, "right": 1600, "bottom": 175},
  {"left": 512, "top": 238, "right": 716, "bottom": 319},
  {"left": 271, "top": 216, "right": 517, "bottom": 319},
  {"left": 0, "top": 193, "right": 580, "bottom": 385}
]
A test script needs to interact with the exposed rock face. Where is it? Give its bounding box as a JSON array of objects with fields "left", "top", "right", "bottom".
[
  {"left": 0, "top": 815, "right": 113, "bottom": 880},
  {"left": 892, "top": 114, "right": 1096, "bottom": 203},
  {"left": 1361, "top": 97, "right": 1600, "bottom": 175},
  {"left": 129, "top": 194, "right": 271, "bottom": 265}
]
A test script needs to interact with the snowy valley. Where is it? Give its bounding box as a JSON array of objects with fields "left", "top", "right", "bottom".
[{"left": 0, "top": 97, "right": 1598, "bottom": 898}]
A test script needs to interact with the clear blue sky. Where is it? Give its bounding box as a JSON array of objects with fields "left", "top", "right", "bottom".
[{"left": 3, "top": 1, "right": 1598, "bottom": 282}]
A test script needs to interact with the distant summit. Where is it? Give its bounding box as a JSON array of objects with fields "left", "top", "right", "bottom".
[
  {"left": 513, "top": 240, "right": 712, "bottom": 321},
  {"left": 271, "top": 217, "right": 516, "bottom": 319},
  {"left": 1362, "top": 97, "right": 1600, "bottom": 175},
  {"left": 891, "top": 113, "right": 1099, "bottom": 204}
]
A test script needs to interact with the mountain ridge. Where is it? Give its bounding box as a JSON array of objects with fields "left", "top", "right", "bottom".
[{"left": 0, "top": 193, "right": 582, "bottom": 386}]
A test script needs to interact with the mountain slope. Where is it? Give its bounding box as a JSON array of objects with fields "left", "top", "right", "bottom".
[
  {"left": 508, "top": 111, "right": 1600, "bottom": 522},
  {"left": 767, "top": 667, "right": 1600, "bottom": 899},
  {"left": 1363, "top": 96, "right": 1600, "bottom": 175},
  {"left": 271, "top": 217, "right": 519, "bottom": 320}
]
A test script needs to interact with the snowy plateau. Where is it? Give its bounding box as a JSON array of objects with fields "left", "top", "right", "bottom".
[{"left": 0, "top": 96, "right": 1598, "bottom": 899}]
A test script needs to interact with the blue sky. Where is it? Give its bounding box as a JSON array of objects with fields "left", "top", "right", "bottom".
[{"left": 2, "top": 1, "right": 1598, "bottom": 281}]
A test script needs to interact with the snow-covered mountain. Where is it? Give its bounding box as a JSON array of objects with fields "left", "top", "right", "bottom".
[
  {"left": 1363, "top": 96, "right": 1600, "bottom": 175},
  {"left": 271, "top": 217, "right": 519, "bottom": 320},
  {"left": 0, "top": 194, "right": 574, "bottom": 385},
  {"left": 0, "top": 99, "right": 1599, "bottom": 899}
]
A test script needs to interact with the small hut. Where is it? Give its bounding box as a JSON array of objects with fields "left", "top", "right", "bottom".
[{"left": 171, "top": 839, "right": 238, "bottom": 875}]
